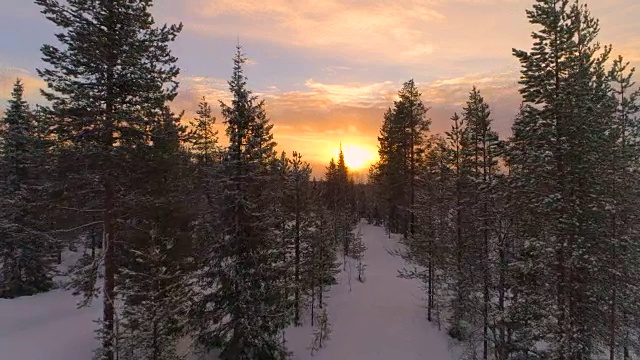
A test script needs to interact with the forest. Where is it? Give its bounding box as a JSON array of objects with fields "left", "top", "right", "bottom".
[{"left": 1, "top": 0, "right": 639, "bottom": 360}]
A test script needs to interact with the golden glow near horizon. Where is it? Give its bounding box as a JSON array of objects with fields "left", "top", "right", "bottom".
[{"left": 331, "top": 143, "right": 379, "bottom": 171}]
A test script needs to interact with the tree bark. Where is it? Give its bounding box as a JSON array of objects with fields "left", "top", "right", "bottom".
[
  {"left": 294, "top": 182, "right": 301, "bottom": 325},
  {"left": 102, "top": 179, "right": 115, "bottom": 360}
]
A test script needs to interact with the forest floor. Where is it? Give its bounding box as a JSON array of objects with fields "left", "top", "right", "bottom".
[{"left": 0, "top": 222, "right": 458, "bottom": 360}]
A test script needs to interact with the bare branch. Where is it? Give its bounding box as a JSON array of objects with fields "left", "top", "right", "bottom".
[
  {"left": 57, "top": 206, "right": 105, "bottom": 213},
  {"left": 53, "top": 221, "right": 104, "bottom": 233}
]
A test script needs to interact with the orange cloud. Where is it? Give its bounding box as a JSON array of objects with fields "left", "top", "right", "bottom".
[
  {"left": 181, "top": 0, "right": 444, "bottom": 64},
  {"left": 0, "top": 66, "right": 47, "bottom": 108}
]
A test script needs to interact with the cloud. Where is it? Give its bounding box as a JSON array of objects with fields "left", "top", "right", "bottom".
[
  {"left": 293, "top": 79, "right": 397, "bottom": 107},
  {"left": 179, "top": 0, "right": 445, "bottom": 64},
  {"left": 323, "top": 66, "right": 352, "bottom": 76},
  {"left": 153, "top": 0, "right": 640, "bottom": 81},
  {"left": 420, "top": 70, "right": 521, "bottom": 135},
  {"left": 424, "top": 70, "right": 519, "bottom": 105},
  {"left": 0, "top": 66, "right": 46, "bottom": 109}
]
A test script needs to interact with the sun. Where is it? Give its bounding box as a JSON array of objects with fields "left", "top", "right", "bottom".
[{"left": 333, "top": 144, "right": 378, "bottom": 170}]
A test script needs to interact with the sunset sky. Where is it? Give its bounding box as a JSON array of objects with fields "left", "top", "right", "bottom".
[{"left": 1, "top": 0, "right": 639, "bottom": 177}]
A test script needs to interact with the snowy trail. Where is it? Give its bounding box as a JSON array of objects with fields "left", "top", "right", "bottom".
[{"left": 286, "top": 222, "right": 456, "bottom": 360}]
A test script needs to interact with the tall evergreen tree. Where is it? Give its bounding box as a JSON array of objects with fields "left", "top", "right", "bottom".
[
  {"left": 441, "top": 112, "right": 475, "bottom": 340},
  {"left": 374, "top": 80, "right": 430, "bottom": 237},
  {"left": 190, "top": 97, "right": 220, "bottom": 165},
  {"left": 603, "top": 55, "right": 640, "bottom": 359},
  {"left": 288, "top": 151, "right": 313, "bottom": 325},
  {"left": 189, "top": 96, "right": 220, "bottom": 209},
  {"left": 35, "top": 1, "right": 182, "bottom": 358},
  {"left": 304, "top": 181, "right": 341, "bottom": 326},
  {"left": 461, "top": 87, "right": 502, "bottom": 359},
  {"left": 510, "top": 1, "right": 618, "bottom": 357},
  {"left": 325, "top": 147, "right": 357, "bottom": 262},
  {"left": 374, "top": 108, "right": 403, "bottom": 233},
  {"left": 0, "top": 79, "right": 55, "bottom": 298},
  {"left": 192, "top": 46, "right": 288, "bottom": 360}
]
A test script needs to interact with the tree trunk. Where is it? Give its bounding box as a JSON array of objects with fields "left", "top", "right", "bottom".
[
  {"left": 609, "top": 216, "right": 617, "bottom": 360},
  {"left": 294, "top": 187, "right": 301, "bottom": 325},
  {"left": 483, "top": 219, "right": 489, "bottom": 360},
  {"left": 482, "top": 133, "right": 489, "bottom": 360},
  {"left": 428, "top": 211, "right": 433, "bottom": 322},
  {"left": 91, "top": 226, "right": 96, "bottom": 258},
  {"left": 319, "top": 237, "right": 324, "bottom": 310},
  {"left": 152, "top": 299, "right": 159, "bottom": 360},
  {"left": 409, "top": 104, "right": 415, "bottom": 239},
  {"left": 311, "top": 243, "right": 316, "bottom": 327},
  {"left": 498, "top": 232, "right": 507, "bottom": 360},
  {"left": 102, "top": 179, "right": 115, "bottom": 360},
  {"left": 455, "top": 181, "right": 463, "bottom": 332}
]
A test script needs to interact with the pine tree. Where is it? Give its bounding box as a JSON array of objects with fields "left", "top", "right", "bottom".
[
  {"left": 603, "top": 55, "right": 640, "bottom": 359},
  {"left": 325, "top": 148, "right": 357, "bottom": 266},
  {"left": 288, "top": 151, "right": 313, "bottom": 325},
  {"left": 35, "top": 1, "right": 182, "bottom": 358},
  {"left": 192, "top": 46, "right": 289, "bottom": 360},
  {"left": 461, "top": 87, "right": 502, "bottom": 360},
  {"left": 374, "top": 108, "right": 403, "bottom": 233},
  {"left": 0, "top": 79, "right": 55, "bottom": 298},
  {"left": 442, "top": 112, "right": 475, "bottom": 341},
  {"left": 303, "top": 181, "right": 341, "bottom": 327},
  {"left": 373, "top": 80, "right": 430, "bottom": 237},
  {"left": 510, "top": 1, "right": 618, "bottom": 357},
  {"left": 397, "top": 133, "right": 453, "bottom": 328},
  {"left": 269, "top": 151, "right": 296, "bottom": 342}
]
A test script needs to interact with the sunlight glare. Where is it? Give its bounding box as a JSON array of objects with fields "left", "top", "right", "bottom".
[{"left": 333, "top": 144, "right": 378, "bottom": 170}]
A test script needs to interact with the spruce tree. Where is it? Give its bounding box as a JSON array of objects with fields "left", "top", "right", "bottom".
[
  {"left": 35, "top": 1, "right": 182, "bottom": 358},
  {"left": 189, "top": 96, "right": 220, "bottom": 208},
  {"left": 325, "top": 148, "right": 357, "bottom": 266},
  {"left": 190, "top": 97, "right": 220, "bottom": 165},
  {"left": 350, "top": 226, "right": 367, "bottom": 283},
  {"left": 0, "top": 79, "right": 54, "bottom": 298},
  {"left": 192, "top": 46, "right": 289, "bottom": 360}
]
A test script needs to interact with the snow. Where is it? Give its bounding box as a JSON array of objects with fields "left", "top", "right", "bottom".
[
  {"left": 0, "top": 223, "right": 457, "bottom": 360},
  {"left": 0, "top": 288, "right": 100, "bottom": 359}
]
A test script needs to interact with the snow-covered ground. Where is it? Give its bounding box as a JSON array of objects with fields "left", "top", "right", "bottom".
[
  {"left": 0, "top": 288, "right": 100, "bottom": 359},
  {"left": 286, "top": 222, "right": 457, "bottom": 360},
  {"left": 0, "top": 223, "right": 457, "bottom": 360}
]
